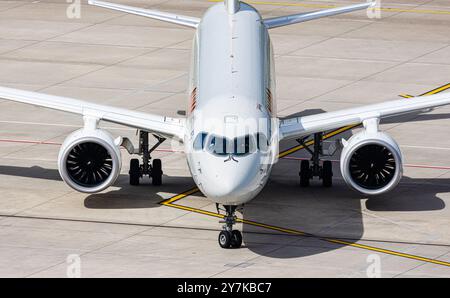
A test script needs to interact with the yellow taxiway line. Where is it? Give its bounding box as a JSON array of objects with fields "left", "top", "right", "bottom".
[
  {"left": 159, "top": 83, "right": 450, "bottom": 268},
  {"left": 400, "top": 83, "right": 450, "bottom": 99},
  {"left": 208, "top": 0, "right": 450, "bottom": 16},
  {"left": 161, "top": 187, "right": 450, "bottom": 267}
]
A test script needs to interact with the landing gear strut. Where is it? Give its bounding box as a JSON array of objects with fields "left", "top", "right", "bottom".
[
  {"left": 217, "top": 205, "right": 242, "bottom": 249},
  {"left": 298, "top": 132, "right": 333, "bottom": 187},
  {"left": 127, "top": 130, "right": 165, "bottom": 186}
]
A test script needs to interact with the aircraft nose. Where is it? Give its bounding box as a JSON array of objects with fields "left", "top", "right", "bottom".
[
  {"left": 199, "top": 156, "right": 260, "bottom": 204},
  {"left": 209, "top": 176, "right": 245, "bottom": 198}
]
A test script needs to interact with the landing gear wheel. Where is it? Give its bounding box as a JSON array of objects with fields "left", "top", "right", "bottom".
[
  {"left": 230, "top": 230, "right": 242, "bottom": 248},
  {"left": 322, "top": 160, "right": 333, "bottom": 187},
  {"left": 300, "top": 160, "right": 310, "bottom": 187},
  {"left": 151, "top": 159, "right": 162, "bottom": 186},
  {"left": 218, "top": 230, "right": 232, "bottom": 248},
  {"left": 129, "top": 158, "right": 140, "bottom": 186}
]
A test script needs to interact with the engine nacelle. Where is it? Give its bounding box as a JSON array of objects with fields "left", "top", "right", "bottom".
[
  {"left": 58, "top": 128, "right": 122, "bottom": 193},
  {"left": 340, "top": 129, "right": 403, "bottom": 196}
]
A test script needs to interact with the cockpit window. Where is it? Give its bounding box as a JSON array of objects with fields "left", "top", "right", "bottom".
[
  {"left": 194, "top": 132, "right": 266, "bottom": 156},
  {"left": 206, "top": 134, "right": 256, "bottom": 157},
  {"left": 193, "top": 132, "right": 208, "bottom": 151},
  {"left": 234, "top": 135, "right": 253, "bottom": 156},
  {"left": 256, "top": 133, "right": 269, "bottom": 152},
  {"left": 208, "top": 135, "right": 228, "bottom": 156}
]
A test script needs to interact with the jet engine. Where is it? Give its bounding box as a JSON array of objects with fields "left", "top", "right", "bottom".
[
  {"left": 58, "top": 128, "right": 122, "bottom": 193},
  {"left": 340, "top": 124, "right": 402, "bottom": 196}
]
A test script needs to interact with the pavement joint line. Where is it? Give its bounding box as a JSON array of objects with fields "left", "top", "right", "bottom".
[
  {"left": 207, "top": 0, "right": 450, "bottom": 15},
  {"left": 157, "top": 83, "right": 450, "bottom": 267}
]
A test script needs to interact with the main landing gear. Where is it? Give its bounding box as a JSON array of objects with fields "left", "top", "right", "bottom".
[
  {"left": 298, "top": 132, "right": 335, "bottom": 188},
  {"left": 217, "top": 205, "right": 242, "bottom": 249},
  {"left": 124, "top": 130, "right": 165, "bottom": 186}
]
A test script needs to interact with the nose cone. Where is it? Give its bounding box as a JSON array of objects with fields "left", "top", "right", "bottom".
[{"left": 200, "top": 154, "right": 262, "bottom": 205}]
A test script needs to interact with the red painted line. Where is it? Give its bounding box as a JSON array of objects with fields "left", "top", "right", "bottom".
[
  {"left": 404, "top": 164, "right": 450, "bottom": 170},
  {"left": 1, "top": 138, "right": 449, "bottom": 170},
  {"left": 281, "top": 156, "right": 450, "bottom": 170},
  {"left": 0, "top": 138, "right": 61, "bottom": 145}
]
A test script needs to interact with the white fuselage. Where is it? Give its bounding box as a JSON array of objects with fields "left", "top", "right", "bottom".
[{"left": 184, "top": 3, "right": 278, "bottom": 205}]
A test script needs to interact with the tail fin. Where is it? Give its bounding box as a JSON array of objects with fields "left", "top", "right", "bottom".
[
  {"left": 263, "top": 2, "right": 375, "bottom": 29},
  {"left": 88, "top": 0, "right": 200, "bottom": 28},
  {"left": 225, "top": 0, "right": 240, "bottom": 14}
]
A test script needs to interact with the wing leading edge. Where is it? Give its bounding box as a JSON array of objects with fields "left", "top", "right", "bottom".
[
  {"left": 279, "top": 92, "right": 450, "bottom": 140},
  {"left": 88, "top": 0, "right": 200, "bottom": 28},
  {"left": 263, "top": 2, "right": 374, "bottom": 29},
  {"left": 0, "top": 87, "right": 185, "bottom": 141}
]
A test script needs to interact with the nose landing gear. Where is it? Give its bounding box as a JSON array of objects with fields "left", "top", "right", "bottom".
[{"left": 217, "top": 205, "right": 242, "bottom": 249}]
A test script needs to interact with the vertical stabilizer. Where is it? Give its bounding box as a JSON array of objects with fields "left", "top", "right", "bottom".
[{"left": 225, "top": 0, "right": 240, "bottom": 14}]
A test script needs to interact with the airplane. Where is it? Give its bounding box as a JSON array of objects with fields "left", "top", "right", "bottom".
[{"left": 1, "top": 0, "right": 450, "bottom": 249}]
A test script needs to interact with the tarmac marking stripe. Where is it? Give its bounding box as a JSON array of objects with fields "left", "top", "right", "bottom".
[
  {"left": 327, "top": 238, "right": 450, "bottom": 267},
  {"left": 207, "top": 0, "right": 450, "bottom": 15},
  {"left": 159, "top": 187, "right": 200, "bottom": 205},
  {"left": 421, "top": 83, "right": 450, "bottom": 96},
  {"left": 161, "top": 192, "right": 450, "bottom": 267},
  {"left": 399, "top": 83, "right": 450, "bottom": 99},
  {"left": 165, "top": 203, "right": 224, "bottom": 219}
]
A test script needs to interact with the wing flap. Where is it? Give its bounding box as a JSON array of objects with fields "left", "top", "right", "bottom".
[{"left": 280, "top": 92, "right": 450, "bottom": 140}]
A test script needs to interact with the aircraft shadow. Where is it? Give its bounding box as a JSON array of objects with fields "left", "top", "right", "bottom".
[
  {"left": 0, "top": 164, "right": 193, "bottom": 210},
  {"left": 242, "top": 168, "right": 447, "bottom": 258},
  {"left": 83, "top": 175, "right": 193, "bottom": 210},
  {"left": 240, "top": 123, "right": 447, "bottom": 258}
]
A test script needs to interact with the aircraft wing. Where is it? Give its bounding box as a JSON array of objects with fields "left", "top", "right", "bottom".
[
  {"left": 88, "top": 0, "right": 200, "bottom": 28},
  {"left": 263, "top": 2, "right": 374, "bottom": 29},
  {"left": 0, "top": 87, "right": 185, "bottom": 141},
  {"left": 279, "top": 92, "right": 450, "bottom": 140}
]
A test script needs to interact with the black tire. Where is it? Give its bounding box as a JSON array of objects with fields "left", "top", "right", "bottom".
[
  {"left": 322, "top": 160, "right": 333, "bottom": 187},
  {"left": 230, "top": 230, "right": 243, "bottom": 248},
  {"left": 129, "top": 158, "right": 140, "bottom": 186},
  {"left": 300, "top": 160, "right": 310, "bottom": 187},
  {"left": 218, "top": 231, "right": 232, "bottom": 248},
  {"left": 151, "top": 159, "right": 162, "bottom": 186}
]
